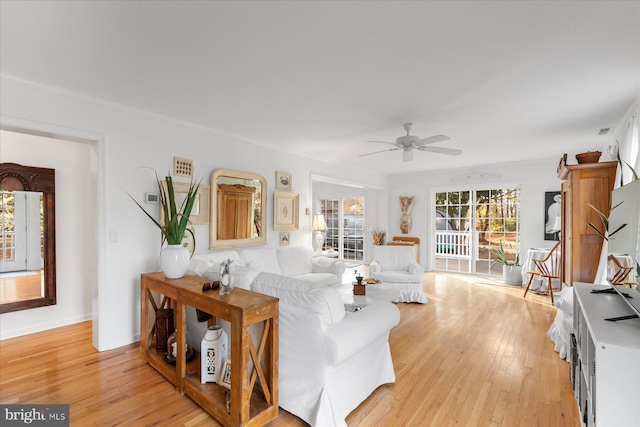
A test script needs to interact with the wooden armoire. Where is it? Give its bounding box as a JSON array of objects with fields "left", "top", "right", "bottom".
[
  {"left": 559, "top": 161, "right": 617, "bottom": 286},
  {"left": 217, "top": 183, "right": 256, "bottom": 240}
]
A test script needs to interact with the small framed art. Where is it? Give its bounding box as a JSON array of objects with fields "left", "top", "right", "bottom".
[
  {"left": 219, "top": 359, "right": 232, "bottom": 389},
  {"left": 279, "top": 232, "right": 290, "bottom": 246},
  {"left": 544, "top": 191, "right": 561, "bottom": 241},
  {"left": 276, "top": 171, "right": 292, "bottom": 191},
  {"left": 274, "top": 192, "right": 300, "bottom": 231}
]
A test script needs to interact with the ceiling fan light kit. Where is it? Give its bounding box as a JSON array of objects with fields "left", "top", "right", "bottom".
[{"left": 360, "top": 122, "right": 462, "bottom": 162}]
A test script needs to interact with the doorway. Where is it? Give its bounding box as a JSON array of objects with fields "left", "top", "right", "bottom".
[
  {"left": 434, "top": 187, "right": 520, "bottom": 276},
  {"left": 320, "top": 196, "right": 365, "bottom": 262}
]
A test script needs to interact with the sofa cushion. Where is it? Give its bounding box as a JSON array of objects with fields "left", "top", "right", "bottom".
[
  {"left": 373, "top": 270, "right": 423, "bottom": 284},
  {"left": 187, "top": 250, "right": 241, "bottom": 278},
  {"left": 240, "top": 249, "right": 282, "bottom": 275},
  {"left": 277, "top": 246, "right": 313, "bottom": 277},
  {"left": 373, "top": 246, "right": 414, "bottom": 271},
  {"left": 293, "top": 272, "right": 337, "bottom": 287},
  {"left": 251, "top": 272, "right": 345, "bottom": 324}
]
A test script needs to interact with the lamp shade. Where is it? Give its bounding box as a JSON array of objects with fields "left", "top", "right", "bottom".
[{"left": 312, "top": 213, "right": 327, "bottom": 231}]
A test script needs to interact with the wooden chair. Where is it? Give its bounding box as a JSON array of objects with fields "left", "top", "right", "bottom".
[
  {"left": 607, "top": 254, "right": 634, "bottom": 287},
  {"left": 523, "top": 241, "right": 562, "bottom": 304}
]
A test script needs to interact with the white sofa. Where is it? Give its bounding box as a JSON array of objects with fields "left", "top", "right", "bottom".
[
  {"left": 186, "top": 245, "right": 345, "bottom": 288},
  {"left": 251, "top": 272, "right": 401, "bottom": 427},
  {"left": 547, "top": 286, "right": 574, "bottom": 361},
  {"left": 369, "top": 245, "right": 427, "bottom": 303}
]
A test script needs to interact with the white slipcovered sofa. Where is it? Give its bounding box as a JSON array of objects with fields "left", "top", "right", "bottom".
[
  {"left": 186, "top": 245, "right": 345, "bottom": 289},
  {"left": 369, "top": 245, "right": 427, "bottom": 303},
  {"left": 251, "top": 272, "right": 401, "bottom": 427},
  {"left": 547, "top": 286, "right": 574, "bottom": 361}
]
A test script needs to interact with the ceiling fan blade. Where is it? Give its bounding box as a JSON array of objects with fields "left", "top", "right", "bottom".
[
  {"left": 359, "top": 148, "right": 400, "bottom": 158},
  {"left": 417, "top": 146, "right": 463, "bottom": 156},
  {"left": 414, "top": 134, "right": 450, "bottom": 146},
  {"left": 367, "top": 140, "right": 402, "bottom": 148}
]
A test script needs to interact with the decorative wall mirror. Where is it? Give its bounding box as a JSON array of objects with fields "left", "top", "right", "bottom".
[
  {"left": 210, "top": 169, "right": 267, "bottom": 249},
  {"left": 0, "top": 163, "right": 56, "bottom": 313}
]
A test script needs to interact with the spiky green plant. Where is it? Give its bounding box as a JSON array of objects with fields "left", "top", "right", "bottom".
[
  {"left": 491, "top": 239, "right": 520, "bottom": 267},
  {"left": 587, "top": 202, "right": 627, "bottom": 241},
  {"left": 129, "top": 171, "right": 200, "bottom": 246},
  {"left": 616, "top": 140, "right": 639, "bottom": 186}
]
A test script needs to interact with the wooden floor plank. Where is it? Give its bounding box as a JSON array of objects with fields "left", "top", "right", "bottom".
[{"left": 0, "top": 272, "right": 579, "bottom": 426}]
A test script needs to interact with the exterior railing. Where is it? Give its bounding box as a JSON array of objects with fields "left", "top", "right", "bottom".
[{"left": 434, "top": 231, "right": 472, "bottom": 258}]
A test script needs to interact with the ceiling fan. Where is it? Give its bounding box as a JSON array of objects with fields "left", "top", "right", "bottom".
[{"left": 360, "top": 123, "right": 462, "bottom": 162}]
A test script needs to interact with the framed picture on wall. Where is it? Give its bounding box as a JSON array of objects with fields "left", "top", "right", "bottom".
[
  {"left": 161, "top": 181, "right": 210, "bottom": 225},
  {"left": 279, "top": 232, "right": 290, "bottom": 246},
  {"left": 276, "top": 171, "right": 292, "bottom": 191},
  {"left": 544, "top": 191, "right": 561, "bottom": 241},
  {"left": 274, "top": 192, "right": 300, "bottom": 231}
]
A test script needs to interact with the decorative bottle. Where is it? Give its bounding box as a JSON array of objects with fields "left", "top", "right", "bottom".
[{"left": 219, "top": 259, "right": 234, "bottom": 295}]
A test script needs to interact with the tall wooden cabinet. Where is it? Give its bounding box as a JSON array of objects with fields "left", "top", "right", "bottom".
[
  {"left": 217, "top": 184, "right": 256, "bottom": 240},
  {"left": 559, "top": 161, "right": 617, "bottom": 286}
]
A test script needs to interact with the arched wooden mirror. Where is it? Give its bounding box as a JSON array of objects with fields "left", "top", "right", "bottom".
[
  {"left": 210, "top": 169, "right": 267, "bottom": 249},
  {"left": 0, "top": 163, "right": 56, "bottom": 313}
]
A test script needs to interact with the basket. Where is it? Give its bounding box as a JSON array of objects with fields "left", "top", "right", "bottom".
[{"left": 575, "top": 151, "right": 601, "bottom": 164}]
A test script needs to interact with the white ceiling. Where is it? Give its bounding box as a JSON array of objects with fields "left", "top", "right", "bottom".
[{"left": 1, "top": 1, "right": 638, "bottom": 174}]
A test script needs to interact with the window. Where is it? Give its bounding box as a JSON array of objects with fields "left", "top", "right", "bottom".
[
  {"left": 320, "top": 196, "right": 365, "bottom": 262},
  {"left": 434, "top": 187, "right": 520, "bottom": 276}
]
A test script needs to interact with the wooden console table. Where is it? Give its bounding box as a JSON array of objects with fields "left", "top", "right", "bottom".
[{"left": 140, "top": 272, "right": 279, "bottom": 427}]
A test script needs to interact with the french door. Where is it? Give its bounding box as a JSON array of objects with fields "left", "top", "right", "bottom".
[
  {"left": 320, "top": 197, "right": 365, "bottom": 262},
  {"left": 434, "top": 187, "right": 520, "bottom": 276}
]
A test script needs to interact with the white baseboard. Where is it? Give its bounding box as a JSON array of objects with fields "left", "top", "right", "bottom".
[{"left": 0, "top": 313, "right": 92, "bottom": 341}]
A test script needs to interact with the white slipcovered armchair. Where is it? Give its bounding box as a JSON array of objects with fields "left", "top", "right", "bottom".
[
  {"left": 369, "top": 245, "right": 427, "bottom": 303},
  {"left": 251, "top": 272, "right": 400, "bottom": 427}
]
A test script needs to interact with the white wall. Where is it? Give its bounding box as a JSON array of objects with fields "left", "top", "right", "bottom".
[
  {"left": 388, "top": 158, "right": 568, "bottom": 270},
  {"left": 0, "top": 76, "right": 388, "bottom": 349},
  {"left": 0, "top": 131, "right": 95, "bottom": 338}
]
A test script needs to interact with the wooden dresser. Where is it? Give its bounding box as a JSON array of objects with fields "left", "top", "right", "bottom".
[{"left": 559, "top": 161, "right": 617, "bottom": 286}]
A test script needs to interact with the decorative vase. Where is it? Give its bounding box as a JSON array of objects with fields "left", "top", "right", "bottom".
[
  {"left": 159, "top": 244, "right": 190, "bottom": 279},
  {"left": 201, "top": 325, "right": 228, "bottom": 384},
  {"left": 219, "top": 259, "right": 234, "bottom": 295},
  {"left": 503, "top": 265, "right": 523, "bottom": 286}
]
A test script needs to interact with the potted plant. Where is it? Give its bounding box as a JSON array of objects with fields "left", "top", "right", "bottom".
[
  {"left": 492, "top": 240, "right": 522, "bottom": 285},
  {"left": 130, "top": 172, "right": 200, "bottom": 279}
]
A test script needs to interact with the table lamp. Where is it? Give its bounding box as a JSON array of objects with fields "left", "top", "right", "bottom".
[{"left": 312, "top": 213, "right": 327, "bottom": 254}]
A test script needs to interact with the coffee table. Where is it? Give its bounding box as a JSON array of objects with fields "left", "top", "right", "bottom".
[{"left": 332, "top": 283, "right": 400, "bottom": 312}]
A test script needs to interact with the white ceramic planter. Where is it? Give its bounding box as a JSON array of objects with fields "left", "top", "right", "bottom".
[
  {"left": 503, "top": 265, "right": 523, "bottom": 286},
  {"left": 159, "top": 244, "right": 190, "bottom": 279}
]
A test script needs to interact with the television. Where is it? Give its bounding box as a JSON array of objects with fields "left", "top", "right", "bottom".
[
  {"left": 603, "top": 179, "right": 640, "bottom": 321},
  {"left": 607, "top": 179, "right": 640, "bottom": 263}
]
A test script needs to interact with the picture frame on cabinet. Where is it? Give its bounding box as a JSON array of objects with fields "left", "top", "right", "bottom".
[{"left": 219, "top": 359, "right": 231, "bottom": 389}]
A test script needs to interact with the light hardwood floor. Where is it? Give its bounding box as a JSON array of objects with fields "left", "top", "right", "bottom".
[{"left": 0, "top": 273, "right": 580, "bottom": 426}]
